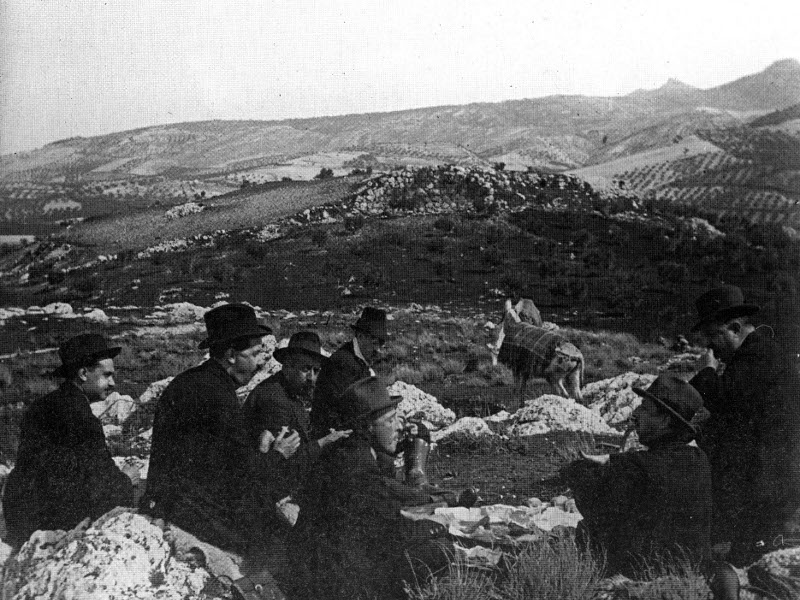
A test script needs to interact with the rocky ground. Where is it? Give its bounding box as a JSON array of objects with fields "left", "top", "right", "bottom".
[{"left": 0, "top": 300, "right": 794, "bottom": 599}]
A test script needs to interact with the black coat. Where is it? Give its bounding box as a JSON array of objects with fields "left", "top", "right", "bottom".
[
  {"left": 2, "top": 382, "right": 134, "bottom": 545},
  {"left": 690, "top": 327, "right": 800, "bottom": 564},
  {"left": 565, "top": 441, "right": 712, "bottom": 577},
  {"left": 310, "top": 340, "right": 371, "bottom": 437},
  {"left": 290, "top": 437, "right": 447, "bottom": 600},
  {"left": 242, "top": 371, "right": 322, "bottom": 490},
  {"left": 141, "top": 360, "right": 287, "bottom": 551}
]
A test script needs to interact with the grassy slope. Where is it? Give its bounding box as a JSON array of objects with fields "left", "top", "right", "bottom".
[{"left": 65, "top": 177, "right": 357, "bottom": 253}]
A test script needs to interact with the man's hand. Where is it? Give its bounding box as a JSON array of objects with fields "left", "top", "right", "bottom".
[
  {"left": 317, "top": 428, "right": 352, "bottom": 449},
  {"left": 259, "top": 429, "right": 276, "bottom": 454},
  {"left": 580, "top": 451, "right": 610, "bottom": 466},
  {"left": 272, "top": 426, "right": 301, "bottom": 459},
  {"left": 276, "top": 496, "right": 300, "bottom": 527},
  {"left": 698, "top": 348, "right": 720, "bottom": 371}
]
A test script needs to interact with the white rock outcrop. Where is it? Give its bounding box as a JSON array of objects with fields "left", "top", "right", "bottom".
[
  {"left": 7, "top": 511, "right": 208, "bottom": 600},
  {"left": 389, "top": 380, "right": 456, "bottom": 429},
  {"left": 583, "top": 372, "right": 657, "bottom": 426},
  {"left": 91, "top": 392, "right": 138, "bottom": 424},
  {"left": 508, "top": 394, "right": 621, "bottom": 436},
  {"left": 431, "top": 417, "right": 494, "bottom": 442}
]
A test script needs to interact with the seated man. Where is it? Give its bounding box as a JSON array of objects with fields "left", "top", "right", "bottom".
[
  {"left": 3, "top": 334, "right": 136, "bottom": 546},
  {"left": 140, "top": 304, "right": 300, "bottom": 598},
  {"left": 290, "top": 376, "right": 454, "bottom": 600},
  {"left": 564, "top": 374, "right": 712, "bottom": 578},
  {"left": 243, "top": 331, "right": 351, "bottom": 492}
]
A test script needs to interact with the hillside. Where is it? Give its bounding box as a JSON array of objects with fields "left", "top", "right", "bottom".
[
  {"left": 1, "top": 60, "right": 799, "bottom": 232},
  {"left": 2, "top": 165, "right": 799, "bottom": 351}
]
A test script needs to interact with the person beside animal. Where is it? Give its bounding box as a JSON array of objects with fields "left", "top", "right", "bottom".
[
  {"left": 140, "top": 303, "right": 300, "bottom": 599},
  {"left": 488, "top": 297, "right": 543, "bottom": 367},
  {"left": 243, "top": 331, "right": 352, "bottom": 494},
  {"left": 688, "top": 286, "right": 800, "bottom": 569},
  {"left": 2, "top": 334, "right": 136, "bottom": 547},
  {"left": 290, "top": 376, "right": 464, "bottom": 600},
  {"left": 495, "top": 299, "right": 584, "bottom": 402},
  {"left": 565, "top": 374, "right": 712, "bottom": 578}
]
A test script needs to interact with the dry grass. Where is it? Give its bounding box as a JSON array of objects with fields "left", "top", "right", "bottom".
[{"left": 407, "top": 536, "right": 602, "bottom": 600}]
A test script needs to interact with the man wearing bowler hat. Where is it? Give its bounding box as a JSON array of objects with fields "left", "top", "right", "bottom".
[
  {"left": 689, "top": 285, "right": 800, "bottom": 567},
  {"left": 290, "top": 376, "right": 454, "bottom": 600},
  {"left": 3, "top": 334, "right": 135, "bottom": 547},
  {"left": 243, "top": 331, "right": 352, "bottom": 492},
  {"left": 565, "top": 374, "right": 713, "bottom": 578},
  {"left": 141, "top": 303, "right": 299, "bottom": 598},
  {"left": 311, "top": 306, "right": 387, "bottom": 437}
]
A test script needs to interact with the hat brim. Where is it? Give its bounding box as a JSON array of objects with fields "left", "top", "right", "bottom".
[
  {"left": 198, "top": 325, "right": 272, "bottom": 349},
  {"left": 52, "top": 346, "right": 121, "bottom": 378},
  {"left": 633, "top": 386, "right": 697, "bottom": 433},
  {"left": 690, "top": 304, "right": 760, "bottom": 332},
  {"left": 273, "top": 346, "right": 329, "bottom": 365}
]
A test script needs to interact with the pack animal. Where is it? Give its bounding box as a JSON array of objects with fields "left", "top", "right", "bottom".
[{"left": 497, "top": 301, "right": 584, "bottom": 403}]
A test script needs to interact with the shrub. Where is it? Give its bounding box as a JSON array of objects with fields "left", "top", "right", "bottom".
[
  {"left": 498, "top": 536, "right": 602, "bottom": 600},
  {"left": 309, "top": 229, "right": 328, "bottom": 246},
  {"left": 405, "top": 550, "right": 497, "bottom": 600},
  {"left": 314, "top": 167, "right": 334, "bottom": 180},
  {"left": 433, "top": 216, "right": 456, "bottom": 233},
  {"left": 438, "top": 358, "right": 466, "bottom": 376},
  {"left": 73, "top": 274, "right": 101, "bottom": 295},
  {"left": 344, "top": 214, "right": 365, "bottom": 232}
]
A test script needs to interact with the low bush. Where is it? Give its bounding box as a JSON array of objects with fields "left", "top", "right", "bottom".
[{"left": 499, "top": 536, "right": 602, "bottom": 600}]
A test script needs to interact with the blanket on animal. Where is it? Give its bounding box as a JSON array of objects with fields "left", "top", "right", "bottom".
[{"left": 499, "top": 323, "right": 564, "bottom": 375}]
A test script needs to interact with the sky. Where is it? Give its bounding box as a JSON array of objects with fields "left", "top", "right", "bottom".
[{"left": 1, "top": 0, "right": 799, "bottom": 155}]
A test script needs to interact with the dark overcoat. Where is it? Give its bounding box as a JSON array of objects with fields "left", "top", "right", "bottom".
[
  {"left": 310, "top": 340, "right": 370, "bottom": 437},
  {"left": 565, "top": 440, "right": 712, "bottom": 577},
  {"left": 3, "top": 382, "right": 134, "bottom": 545},
  {"left": 690, "top": 327, "right": 800, "bottom": 564},
  {"left": 289, "top": 437, "right": 448, "bottom": 600},
  {"left": 141, "top": 359, "right": 287, "bottom": 551},
  {"left": 242, "top": 371, "right": 322, "bottom": 489}
]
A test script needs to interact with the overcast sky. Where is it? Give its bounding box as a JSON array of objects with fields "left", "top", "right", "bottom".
[{"left": 1, "top": 0, "right": 798, "bottom": 155}]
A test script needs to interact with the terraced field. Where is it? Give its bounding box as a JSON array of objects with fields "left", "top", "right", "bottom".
[{"left": 578, "top": 125, "right": 800, "bottom": 227}]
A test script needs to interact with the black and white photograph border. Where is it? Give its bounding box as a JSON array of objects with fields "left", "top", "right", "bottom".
[{"left": 1, "top": 1, "right": 799, "bottom": 599}]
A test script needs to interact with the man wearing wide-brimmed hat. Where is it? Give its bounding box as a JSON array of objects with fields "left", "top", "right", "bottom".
[
  {"left": 243, "top": 331, "right": 352, "bottom": 489},
  {"left": 141, "top": 303, "right": 299, "bottom": 598},
  {"left": 290, "top": 376, "right": 455, "bottom": 600},
  {"left": 311, "top": 306, "right": 388, "bottom": 437},
  {"left": 3, "top": 333, "right": 135, "bottom": 547},
  {"left": 688, "top": 285, "right": 800, "bottom": 567},
  {"left": 565, "top": 374, "right": 713, "bottom": 578}
]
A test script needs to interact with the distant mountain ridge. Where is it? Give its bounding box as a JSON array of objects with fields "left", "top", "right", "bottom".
[{"left": 0, "top": 59, "right": 798, "bottom": 229}]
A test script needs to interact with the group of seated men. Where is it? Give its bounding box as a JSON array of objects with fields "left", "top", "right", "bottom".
[{"left": 3, "top": 286, "right": 800, "bottom": 600}]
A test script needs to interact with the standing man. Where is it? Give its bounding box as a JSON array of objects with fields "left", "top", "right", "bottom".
[
  {"left": 243, "top": 331, "right": 351, "bottom": 491},
  {"left": 689, "top": 285, "right": 800, "bottom": 567},
  {"left": 311, "top": 306, "right": 387, "bottom": 437},
  {"left": 140, "top": 303, "right": 300, "bottom": 595},
  {"left": 3, "top": 334, "right": 135, "bottom": 546}
]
